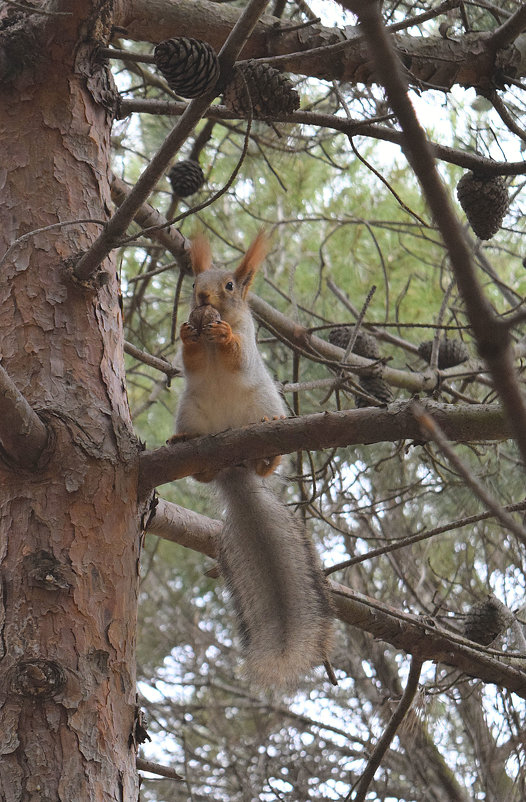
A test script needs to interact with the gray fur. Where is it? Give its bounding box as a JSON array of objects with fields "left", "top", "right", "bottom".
[{"left": 215, "top": 466, "right": 334, "bottom": 688}]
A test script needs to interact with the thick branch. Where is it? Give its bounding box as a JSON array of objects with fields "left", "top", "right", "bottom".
[
  {"left": 138, "top": 400, "right": 510, "bottom": 492},
  {"left": 116, "top": 0, "right": 526, "bottom": 91},
  {"left": 146, "top": 497, "right": 220, "bottom": 558},
  {"left": 0, "top": 363, "right": 49, "bottom": 469}
]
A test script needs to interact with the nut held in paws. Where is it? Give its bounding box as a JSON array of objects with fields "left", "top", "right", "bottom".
[{"left": 188, "top": 304, "right": 221, "bottom": 333}]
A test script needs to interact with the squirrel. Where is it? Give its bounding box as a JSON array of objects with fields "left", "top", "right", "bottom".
[{"left": 174, "top": 232, "right": 334, "bottom": 689}]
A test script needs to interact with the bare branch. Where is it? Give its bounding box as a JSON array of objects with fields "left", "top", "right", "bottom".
[
  {"left": 145, "top": 500, "right": 526, "bottom": 697},
  {"left": 117, "top": 99, "right": 526, "bottom": 176},
  {"left": 331, "top": 581, "right": 526, "bottom": 699},
  {"left": 146, "top": 497, "right": 220, "bottom": 558},
  {"left": 115, "top": 0, "right": 526, "bottom": 92},
  {"left": 349, "top": 656, "right": 424, "bottom": 802},
  {"left": 0, "top": 363, "right": 49, "bottom": 469},
  {"left": 124, "top": 342, "right": 179, "bottom": 378},
  {"left": 487, "top": 3, "right": 526, "bottom": 50},
  {"left": 138, "top": 400, "right": 511, "bottom": 492},
  {"left": 136, "top": 757, "right": 184, "bottom": 781},
  {"left": 413, "top": 401, "right": 526, "bottom": 548}
]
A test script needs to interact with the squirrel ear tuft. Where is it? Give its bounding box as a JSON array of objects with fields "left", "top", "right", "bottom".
[
  {"left": 234, "top": 231, "right": 268, "bottom": 296},
  {"left": 190, "top": 234, "right": 212, "bottom": 275}
]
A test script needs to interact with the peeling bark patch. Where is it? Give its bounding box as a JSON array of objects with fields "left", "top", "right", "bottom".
[{"left": 10, "top": 658, "right": 66, "bottom": 699}]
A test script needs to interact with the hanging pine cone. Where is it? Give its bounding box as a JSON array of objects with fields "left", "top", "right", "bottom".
[
  {"left": 463, "top": 595, "right": 514, "bottom": 645},
  {"left": 223, "top": 60, "right": 300, "bottom": 118},
  {"left": 456, "top": 172, "right": 509, "bottom": 240},
  {"left": 328, "top": 327, "right": 393, "bottom": 406},
  {"left": 168, "top": 160, "right": 205, "bottom": 198},
  {"left": 356, "top": 375, "right": 394, "bottom": 407},
  {"left": 154, "top": 37, "right": 220, "bottom": 98},
  {"left": 417, "top": 338, "right": 469, "bottom": 369},
  {"left": 329, "top": 326, "right": 380, "bottom": 359}
]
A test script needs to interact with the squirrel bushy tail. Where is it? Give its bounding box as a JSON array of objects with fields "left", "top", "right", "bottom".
[{"left": 215, "top": 466, "right": 334, "bottom": 688}]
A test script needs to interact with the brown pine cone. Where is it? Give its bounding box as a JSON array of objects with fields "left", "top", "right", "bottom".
[
  {"left": 223, "top": 60, "right": 300, "bottom": 118},
  {"left": 356, "top": 375, "right": 394, "bottom": 407},
  {"left": 456, "top": 172, "right": 509, "bottom": 240},
  {"left": 154, "top": 37, "right": 220, "bottom": 98},
  {"left": 463, "top": 595, "right": 514, "bottom": 645},
  {"left": 417, "top": 338, "right": 469, "bottom": 369},
  {"left": 328, "top": 326, "right": 380, "bottom": 359},
  {"left": 168, "top": 160, "right": 205, "bottom": 198}
]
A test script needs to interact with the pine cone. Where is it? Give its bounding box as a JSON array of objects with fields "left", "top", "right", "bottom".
[
  {"left": 463, "top": 595, "right": 514, "bottom": 645},
  {"left": 223, "top": 60, "right": 300, "bottom": 118},
  {"left": 154, "top": 37, "right": 220, "bottom": 98},
  {"left": 356, "top": 375, "right": 394, "bottom": 407},
  {"left": 168, "top": 160, "right": 205, "bottom": 198},
  {"left": 417, "top": 338, "right": 469, "bottom": 369},
  {"left": 328, "top": 326, "right": 380, "bottom": 359},
  {"left": 456, "top": 172, "right": 509, "bottom": 240}
]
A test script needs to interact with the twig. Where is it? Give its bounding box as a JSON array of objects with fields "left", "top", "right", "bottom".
[
  {"left": 136, "top": 757, "right": 184, "bottom": 781},
  {"left": 0, "top": 219, "right": 105, "bottom": 271},
  {"left": 74, "top": 0, "right": 271, "bottom": 281},
  {"left": 0, "top": 363, "right": 50, "bottom": 469},
  {"left": 325, "top": 498, "right": 526, "bottom": 576},
  {"left": 238, "top": 0, "right": 462, "bottom": 70},
  {"left": 124, "top": 341, "right": 179, "bottom": 377},
  {"left": 487, "top": 91, "right": 526, "bottom": 144},
  {"left": 98, "top": 47, "right": 155, "bottom": 64},
  {"left": 412, "top": 400, "right": 526, "bottom": 548},
  {"left": 347, "top": 656, "right": 424, "bottom": 802}
]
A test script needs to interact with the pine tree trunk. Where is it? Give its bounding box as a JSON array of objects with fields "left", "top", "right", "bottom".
[{"left": 0, "top": 4, "right": 141, "bottom": 799}]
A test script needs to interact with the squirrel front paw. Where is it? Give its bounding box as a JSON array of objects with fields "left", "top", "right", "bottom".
[
  {"left": 180, "top": 322, "right": 200, "bottom": 343},
  {"left": 203, "top": 320, "right": 233, "bottom": 344}
]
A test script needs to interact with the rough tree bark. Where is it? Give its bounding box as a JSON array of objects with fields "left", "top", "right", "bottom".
[{"left": 0, "top": 2, "right": 141, "bottom": 800}]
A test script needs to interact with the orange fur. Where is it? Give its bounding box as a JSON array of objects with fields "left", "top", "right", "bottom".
[
  {"left": 190, "top": 234, "right": 213, "bottom": 274},
  {"left": 234, "top": 231, "right": 269, "bottom": 296}
]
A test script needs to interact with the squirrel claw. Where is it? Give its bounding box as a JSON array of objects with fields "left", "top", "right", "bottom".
[
  {"left": 203, "top": 320, "right": 232, "bottom": 343},
  {"left": 180, "top": 322, "right": 200, "bottom": 343}
]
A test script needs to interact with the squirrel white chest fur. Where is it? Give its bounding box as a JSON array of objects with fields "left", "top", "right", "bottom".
[{"left": 176, "top": 313, "right": 285, "bottom": 435}]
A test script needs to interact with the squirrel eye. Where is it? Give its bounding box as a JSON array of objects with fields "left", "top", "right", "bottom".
[
  {"left": 192, "top": 282, "right": 195, "bottom": 288},
  {"left": 225, "top": 280, "right": 234, "bottom": 291}
]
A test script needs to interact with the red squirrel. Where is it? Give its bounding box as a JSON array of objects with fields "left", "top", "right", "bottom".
[{"left": 175, "top": 233, "right": 333, "bottom": 689}]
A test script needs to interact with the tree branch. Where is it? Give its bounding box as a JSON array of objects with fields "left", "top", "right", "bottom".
[
  {"left": 116, "top": 0, "right": 526, "bottom": 91},
  {"left": 331, "top": 581, "right": 526, "bottom": 699},
  {"left": 138, "top": 400, "right": 510, "bottom": 492},
  {"left": 487, "top": 3, "right": 526, "bottom": 50},
  {"left": 0, "top": 363, "right": 50, "bottom": 469},
  {"left": 117, "top": 99, "right": 526, "bottom": 177},
  {"left": 349, "top": 656, "right": 424, "bottom": 802},
  {"left": 146, "top": 497, "right": 220, "bottom": 558}
]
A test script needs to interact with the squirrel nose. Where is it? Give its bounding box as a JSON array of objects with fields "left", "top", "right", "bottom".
[{"left": 197, "top": 291, "right": 210, "bottom": 306}]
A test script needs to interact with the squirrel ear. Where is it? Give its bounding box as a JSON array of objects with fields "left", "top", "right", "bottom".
[
  {"left": 190, "top": 234, "right": 212, "bottom": 275},
  {"left": 234, "top": 231, "right": 268, "bottom": 297}
]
